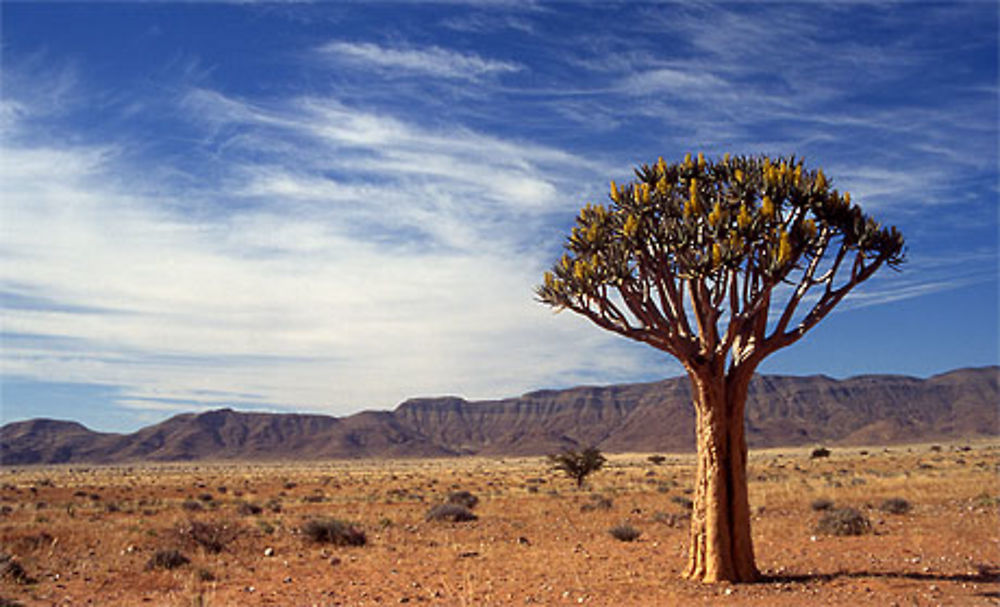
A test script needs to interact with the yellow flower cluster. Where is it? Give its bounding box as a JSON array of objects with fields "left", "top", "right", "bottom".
[
  {"left": 633, "top": 183, "right": 651, "bottom": 204},
  {"left": 763, "top": 159, "right": 802, "bottom": 188},
  {"left": 777, "top": 230, "right": 792, "bottom": 265},
  {"left": 685, "top": 178, "right": 701, "bottom": 217},
  {"left": 761, "top": 196, "right": 776, "bottom": 219},
  {"left": 737, "top": 203, "right": 751, "bottom": 230},
  {"left": 623, "top": 213, "right": 639, "bottom": 238},
  {"left": 707, "top": 201, "right": 723, "bottom": 228},
  {"left": 814, "top": 169, "right": 827, "bottom": 191}
]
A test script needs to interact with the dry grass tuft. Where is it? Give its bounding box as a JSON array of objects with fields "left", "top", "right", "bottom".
[{"left": 815, "top": 507, "right": 871, "bottom": 536}]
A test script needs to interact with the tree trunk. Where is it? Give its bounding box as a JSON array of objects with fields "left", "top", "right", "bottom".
[{"left": 683, "top": 368, "right": 760, "bottom": 583}]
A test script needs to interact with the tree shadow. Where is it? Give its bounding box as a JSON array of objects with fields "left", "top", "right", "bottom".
[{"left": 760, "top": 566, "right": 1000, "bottom": 598}]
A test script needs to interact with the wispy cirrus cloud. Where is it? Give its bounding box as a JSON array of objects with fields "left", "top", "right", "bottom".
[
  {"left": 1, "top": 67, "right": 666, "bottom": 423},
  {"left": 317, "top": 41, "right": 522, "bottom": 80}
]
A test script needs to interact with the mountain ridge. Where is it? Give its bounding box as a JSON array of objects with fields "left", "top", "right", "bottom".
[{"left": 2, "top": 366, "right": 997, "bottom": 465}]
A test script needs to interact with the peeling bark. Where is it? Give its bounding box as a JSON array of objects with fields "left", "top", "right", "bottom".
[{"left": 683, "top": 369, "right": 760, "bottom": 583}]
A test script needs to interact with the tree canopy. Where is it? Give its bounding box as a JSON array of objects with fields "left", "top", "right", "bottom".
[{"left": 537, "top": 153, "right": 905, "bottom": 374}]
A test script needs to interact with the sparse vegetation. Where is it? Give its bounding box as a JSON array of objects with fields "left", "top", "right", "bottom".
[
  {"left": 301, "top": 518, "right": 367, "bottom": 546},
  {"left": 0, "top": 444, "right": 996, "bottom": 604},
  {"left": 179, "top": 519, "right": 241, "bottom": 554},
  {"left": 580, "top": 494, "right": 614, "bottom": 512},
  {"left": 236, "top": 501, "right": 262, "bottom": 516},
  {"left": 144, "top": 549, "right": 190, "bottom": 571},
  {"left": 446, "top": 490, "right": 479, "bottom": 510},
  {"left": 815, "top": 507, "right": 871, "bottom": 536},
  {"left": 811, "top": 497, "right": 835, "bottom": 511},
  {"left": 880, "top": 497, "right": 911, "bottom": 514},
  {"left": 0, "top": 553, "right": 34, "bottom": 585},
  {"left": 647, "top": 455, "right": 667, "bottom": 465},
  {"left": 608, "top": 523, "right": 641, "bottom": 542},
  {"left": 425, "top": 503, "right": 477, "bottom": 522},
  {"left": 671, "top": 495, "right": 693, "bottom": 510},
  {"left": 549, "top": 446, "right": 607, "bottom": 488},
  {"left": 811, "top": 447, "right": 832, "bottom": 459}
]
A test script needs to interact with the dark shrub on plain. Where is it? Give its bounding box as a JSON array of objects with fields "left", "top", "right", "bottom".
[
  {"left": 880, "top": 497, "right": 911, "bottom": 514},
  {"left": 0, "top": 553, "right": 34, "bottom": 584},
  {"left": 647, "top": 455, "right": 667, "bottom": 465},
  {"left": 671, "top": 495, "right": 693, "bottom": 510},
  {"left": 814, "top": 507, "right": 871, "bottom": 536},
  {"left": 425, "top": 503, "right": 477, "bottom": 522},
  {"left": 581, "top": 494, "right": 613, "bottom": 512},
  {"left": 181, "top": 520, "right": 240, "bottom": 554},
  {"left": 181, "top": 499, "right": 203, "bottom": 512},
  {"left": 446, "top": 491, "right": 479, "bottom": 510},
  {"left": 145, "top": 549, "right": 190, "bottom": 571},
  {"left": 236, "top": 501, "right": 262, "bottom": 516},
  {"left": 811, "top": 497, "right": 835, "bottom": 511},
  {"left": 302, "top": 518, "right": 367, "bottom": 546},
  {"left": 810, "top": 447, "right": 831, "bottom": 459},
  {"left": 608, "top": 524, "right": 641, "bottom": 542}
]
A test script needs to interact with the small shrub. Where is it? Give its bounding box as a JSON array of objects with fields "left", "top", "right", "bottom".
[
  {"left": 652, "top": 511, "right": 689, "bottom": 527},
  {"left": 257, "top": 520, "right": 276, "bottom": 535},
  {"left": 446, "top": 491, "right": 479, "bottom": 510},
  {"left": 0, "top": 553, "right": 34, "bottom": 584},
  {"left": 972, "top": 493, "right": 999, "bottom": 508},
  {"left": 580, "top": 494, "right": 613, "bottom": 512},
  {"left": 608, "top": 524, "right": 641, "bottom": 542},
  {"left": 196, "top": 568, "right": 216, "bottom": 582},
  {"left": 880, "top": 497, "right": 911, "bottom": 514},
  {"left": 180, "top": 520, "right": 240, "bottom": 554},
  {"left": 181, "top": 499, "right": 204, "bottom": 512},
  {"left": 236, "top": 501, "right": 262, "bottom": 516},
  {"left": 425, "top": 503, "right": 477, "bottom": 522},
  {"left": 811, "top": 497, "right": 835, "bottom": 511},
  {"left": 647, "top": 455, "right": 667, "bottom": 465},
  {"left": 302, "top": 518, "right": 367, "bottom": 546},
  {"left": 549, "top": 446, "right": 607, "bottom": 488},
  {"left": 814, "top": 507, "right": 871, "bottom": 536},
  {"left": 144, "top": 549, "right": 189, "bottom": 571},
  {"left": 671, "top": 495, "right": 693, "bottom": 510},
  {"left": 810, "top": 447, "right": 831, "bottom": 459}
]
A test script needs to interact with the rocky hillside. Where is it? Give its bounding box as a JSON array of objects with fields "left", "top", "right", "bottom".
[{"left": 2, "top": 367, "right": 997, "bottom": 464}]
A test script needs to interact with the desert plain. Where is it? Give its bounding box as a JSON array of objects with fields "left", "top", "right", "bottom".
[{"left": 1, "top": 441, "right": 998, "bottom": 606}]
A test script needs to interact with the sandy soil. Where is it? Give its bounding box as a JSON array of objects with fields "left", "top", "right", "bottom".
[{"left": 1, "top": 441, "right": 997, "bottom": 606}]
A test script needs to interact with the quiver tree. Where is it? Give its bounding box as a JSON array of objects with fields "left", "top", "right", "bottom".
[{"left": 536, "top": 153, "right": 904, "bottom": 583}]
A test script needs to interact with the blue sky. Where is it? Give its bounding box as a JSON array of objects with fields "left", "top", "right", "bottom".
[{"left": 2, "top": 2, "right": 997, "bottom": 433}]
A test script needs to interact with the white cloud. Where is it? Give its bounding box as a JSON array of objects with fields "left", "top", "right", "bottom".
[
  {"left": 1, "top": 83, "right": 663, "bottom": 419},
  {"left": 318, "top": 41, "right": 522, "bottom": 80}
]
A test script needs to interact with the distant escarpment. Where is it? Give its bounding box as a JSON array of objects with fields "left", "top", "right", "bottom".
[{"left": 2, "top": 367, "right": 996, "bottom": 465}]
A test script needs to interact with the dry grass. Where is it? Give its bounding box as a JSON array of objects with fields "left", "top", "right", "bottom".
[{"left": 1, "top": 440, "right": 997, "bottom": 606}]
